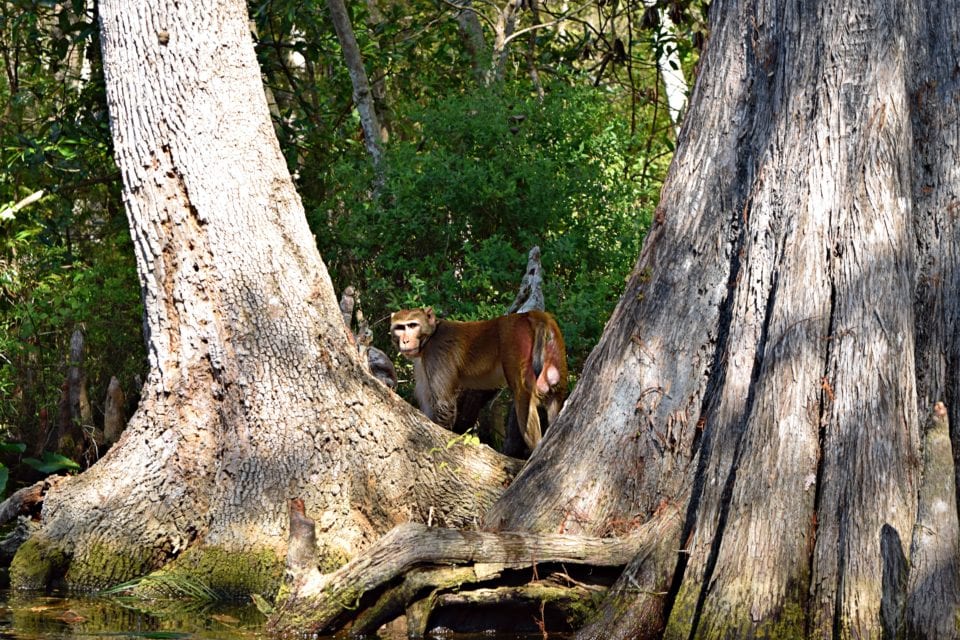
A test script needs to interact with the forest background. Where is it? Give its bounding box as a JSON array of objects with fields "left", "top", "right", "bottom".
[{"left": 0, "top": 0, "right": 703, "bottom": 474}]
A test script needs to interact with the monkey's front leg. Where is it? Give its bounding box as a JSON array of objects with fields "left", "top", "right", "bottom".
[
  {"left": 414, "top": 361, "right": 457, "bottom": 428},
  {"left": 429, "top": 390, "right": 459, "bottom": 430}
]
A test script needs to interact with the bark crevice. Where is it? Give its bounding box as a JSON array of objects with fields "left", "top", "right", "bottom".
[
  {"left": 661, "top": 193, "right": 746, "bottom": 630},
  {"left": 808, "top": 274, "right": 838, "bottom": 638},
  {"left": 687, "top": 254, "right": 783, "bottom": 640}
]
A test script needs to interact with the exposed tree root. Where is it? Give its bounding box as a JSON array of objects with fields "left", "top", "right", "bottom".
[
  {"left": 904, "top": 402, "right": 960, "bottom": 637},
  {"left": 576, "top": 503, "right": 684, "bottom": 640},
  {"left": 268, "top": 501, "right": 682, "bottom": 636}
]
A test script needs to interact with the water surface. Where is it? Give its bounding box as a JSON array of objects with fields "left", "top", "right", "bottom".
[{"left": 0, "top": 592, "right": 560, "bottom": 639}]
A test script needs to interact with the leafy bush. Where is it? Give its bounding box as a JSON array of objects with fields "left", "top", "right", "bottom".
[
  {"left": 311, "top": 80, "right": 668, "bottom": 372},
  {"left": 0, "top": 213, "right": 144, "bottom": 455}
]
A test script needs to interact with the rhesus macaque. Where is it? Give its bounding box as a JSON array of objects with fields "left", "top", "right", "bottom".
[{"left": 390, "top": 307, "right": 568, "bottom": 452}]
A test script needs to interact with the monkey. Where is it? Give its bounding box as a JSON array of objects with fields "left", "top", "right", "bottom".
[{"left": 390, "top": 307, "right": 568, "bottom": 453}]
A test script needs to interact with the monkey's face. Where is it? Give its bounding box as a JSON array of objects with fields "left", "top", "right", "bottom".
[{"left": 390, "top": 308, "right": 436, "bottom": 359}]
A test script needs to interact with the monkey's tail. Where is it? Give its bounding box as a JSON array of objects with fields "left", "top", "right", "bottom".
[
  {"left": 531, "top": 324, "right": 546, "bottom": 380},
  {"left": 531, "top": 323, "right": 561, "bottom": 397}
]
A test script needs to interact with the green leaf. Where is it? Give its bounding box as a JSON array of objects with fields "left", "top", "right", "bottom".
[
  {"left": 0, "top": 464, "right": 8, "bottom": 496},
  {"left": 23, "top": 451, "right": 81, "bottom": 474},
  {"left": 0, "top": 442, "right": 27, "bottom": 454}
]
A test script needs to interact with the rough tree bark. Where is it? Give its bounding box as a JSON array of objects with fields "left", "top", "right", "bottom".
[
  {"left": 9, "top": 0, "right": 518, "bottom": 595},
  {"left": 58, "top": 327, "right": 92, "bottom": 458},
  {"left": 491, "top": 0, "right": 523, "bottom": 83},
  {"left": 361, "top": 0, "right": 391, "bottom": 142},
  {"left": 283, "top": 0, "right": 960, "bottom": 637},
  {"left": 519, "top": 0, "right": 960, "bottom": 636}
]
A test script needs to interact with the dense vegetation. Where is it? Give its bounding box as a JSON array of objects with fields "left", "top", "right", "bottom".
[
  {"left": 0, "top": 0, "right": 139, "bottom": 474},
  {"left": 1, "top": 0, "right": 703, "bottom": 481}
]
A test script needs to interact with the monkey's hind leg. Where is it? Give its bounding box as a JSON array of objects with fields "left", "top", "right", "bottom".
[
  {"left": 513, "top": 392, "right": 542, "bottom": 451},
  {"left": 526, "top": 401, "right": 543, "bottom": 449}
]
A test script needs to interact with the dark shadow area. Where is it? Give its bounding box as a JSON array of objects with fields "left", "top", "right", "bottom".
[{"left": 880, "top": 524, "right": 907, "bottom": 638}]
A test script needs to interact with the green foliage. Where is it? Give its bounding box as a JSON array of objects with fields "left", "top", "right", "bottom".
[
  {"left": 0, "top": 210, "right": 144, "bottom": 456},
  {"left": 0, "top": 0, "right": 144, "bottom": 460},
  {"left": 0, "top": 0, "right": 696, "bottom": 481},
  {"left": 0, "top": 441, "right": 26, "bottom": 496},
  {"left": 312, "top": 81, "right": 669, "bottom": 370},
  {"left": 253, "top": 0, "right": 695, "bottom": 375},
  {"left": 251, "top": 0, "right": 478, "bottom": 207},
  {"left": 22, "top": 450, "right": 80, "bottom": 474}
]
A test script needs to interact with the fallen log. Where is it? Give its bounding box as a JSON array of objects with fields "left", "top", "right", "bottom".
[
  {"left": 267, "top": 500, "right": 682, "bottom": 636},
  {"left": 0, "top": 478, "right": 58, "bottom": 527},
  {"left": 0, "top": 479, "right": 57, "bottom": 562}
]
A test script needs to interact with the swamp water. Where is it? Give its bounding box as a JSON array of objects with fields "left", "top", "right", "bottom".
[{"left": 0, "top": 592, "right": 561, "bottom": 639}]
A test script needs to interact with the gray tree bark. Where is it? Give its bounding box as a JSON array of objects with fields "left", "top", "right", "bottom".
[
  {"left": 101, "top": 376, "right": 126, "bottom": 444},
  {"left": 10, "top": 0, "right": 517, "bottom": 594},
  {"left": 451, "top": 0, "right": 491, "bottom": 83},
  {"left": 291, "top": 0, "right": 960, "bottom": 637},
  {"left": 491, "top": 0, "right": 523, "bottom": 83},
  {"left": 497, "top": 0, "right": 960, "bottom": 637},
  {"left": 905, "top": 403, "right": 960, "bottom": 637},
  {"left": 58, "top": 327, "right": 92, "bottom": 458},
  {"left": 641, "top": 0, "right": 687, "bottom": 132},
  {"left": 327, "top": 0, "right": 384, "bottom": 174}
]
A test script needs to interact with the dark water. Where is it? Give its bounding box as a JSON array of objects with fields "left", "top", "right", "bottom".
[
  {"left": 0, "top": 592, "right": 266, "bottom": 639},
  {"left": 0, "top": 592, "right": 562, "bottom": 639}
]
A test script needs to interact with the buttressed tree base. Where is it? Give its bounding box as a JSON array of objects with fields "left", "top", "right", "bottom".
[{"left": 9, "top": 0, "right": 960, "bottom": 639}]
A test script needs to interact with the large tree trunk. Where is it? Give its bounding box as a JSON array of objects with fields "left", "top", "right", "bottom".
[
  {"left": 10, "top": 0, "right": 517, "bottom": 594},
  {"left": 506, "top": 0, "right": 959, "bottom": 637},
  {"left": 284, "top": 0, "right": 960, "bottom": 637}
]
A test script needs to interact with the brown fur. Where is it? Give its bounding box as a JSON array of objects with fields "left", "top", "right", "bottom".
[{"left": 391, "top": 308, "right": 568, "bottom": 451}]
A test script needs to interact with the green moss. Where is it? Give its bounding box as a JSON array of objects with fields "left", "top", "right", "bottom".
[
  {"left": 64, "top": 542, "right": 157, "bottom": 590},
  {"left": 132, "top": 546, "right": 284, "bottom": 600},
  {"left": 754, "top": 601, "right": 807, "bottom": 640},
  {"left": 316, "top": 543, "right": 350, "bottom": 574},
  {"left": 662, "top": 587, "right": 697, "bottom": 640},
  {"left": 557, "top": 587, "right": 605, "bottom": 628},
  {"left": 663, "top": 590, "right": 808, "bottom": 640},
  {"left": 9, "top": 538, "right": 68, "bottom": 590},
  {"left": 11, "top": 536, "right": 286, "bottom": 600}
]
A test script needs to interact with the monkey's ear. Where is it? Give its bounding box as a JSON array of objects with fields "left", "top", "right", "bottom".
[{"left": 424, "top": 307, "right": 437, "bottom": 327}]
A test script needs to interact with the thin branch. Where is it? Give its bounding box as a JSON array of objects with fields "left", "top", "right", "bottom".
[
  {"left": 438, "top": 0, "right": 498, "bottom": 32},
  {"left": 0, "top": 190, "right": 44, "bottom": 220},
  {"left": 500, "top": 0, "right": 595, "bottom": 48}
]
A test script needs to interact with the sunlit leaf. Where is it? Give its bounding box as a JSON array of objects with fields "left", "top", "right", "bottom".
[{"left": 23, "top": 452, "right": 81, "bottom": 474}]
